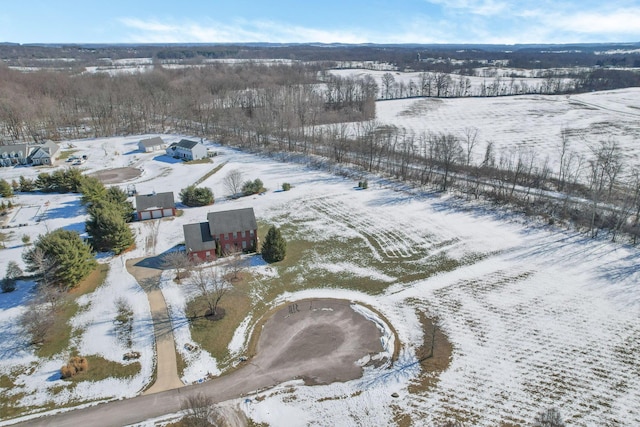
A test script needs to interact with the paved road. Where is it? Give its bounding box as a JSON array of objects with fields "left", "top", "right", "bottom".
[{"left": 11, "top": 299, "right": 385, "bottom": 427}]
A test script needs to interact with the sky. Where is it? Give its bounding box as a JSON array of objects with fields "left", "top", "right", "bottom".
[{"left": 0, "top": 0, "right": 638, "bottom": 45}]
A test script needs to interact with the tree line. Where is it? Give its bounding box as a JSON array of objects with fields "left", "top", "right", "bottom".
[{"left": 0, "top": 61, "right": 376, "bottom": 144}]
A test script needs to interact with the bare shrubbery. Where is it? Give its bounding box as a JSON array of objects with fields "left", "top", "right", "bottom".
[
  {"left": 179, "top": 393, "right": 221, "bottom": 427},
  {"left": 60, "top": 356, "right": 89, "bottom": 379}
]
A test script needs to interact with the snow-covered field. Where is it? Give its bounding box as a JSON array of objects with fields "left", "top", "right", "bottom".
[
  {"left": 1, "top": 87, "right": 639, "bottom": 426},
  {"left": 371, "top": 87, "right": 640, "bottom": 174}
]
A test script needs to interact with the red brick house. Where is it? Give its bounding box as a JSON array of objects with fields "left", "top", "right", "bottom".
[{"left": 183, "top": 207, "right": 258, "bottom": 261}]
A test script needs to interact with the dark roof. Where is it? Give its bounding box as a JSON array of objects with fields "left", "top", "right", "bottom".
[
  {"left": 183, "top": 222, "right": 217, "bottom": 253},
  {"left": 139, "top": 136, "right": 165, "bottom": 148},
  {"left": 207, "top": 208, "right": 257, "bottom": 237},
  {"left": 135, "top": 192, "right": 175, "bottom": 211},
  {"left": 175, "top": 139, "right": 199, "bottom": 149}
]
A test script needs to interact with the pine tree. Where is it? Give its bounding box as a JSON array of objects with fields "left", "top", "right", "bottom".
[
  {"left": 261, "top": 225, "right": 286, "bottom": 263},
  {"left": 23, "top": 229, "right": 96, "bottom": 289},
  {"left": 86, "top": 203, "right": 134, "bottom": 254},
  {"left": 0, "top": 179, "right": 13, "bottom": 198}
]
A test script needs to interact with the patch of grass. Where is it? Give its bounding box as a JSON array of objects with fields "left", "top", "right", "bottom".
[
  {"left": 187, "top": 283, "right": 252, "bottom": 367},
  {"left": 186, "top": 157, "right": 212, "bottom": 165},
  {"left": 36, "top": 264, "right": 109, "bottom": 358},
  {"left": 407, "top": 309, "right": 453, "bottom": 395},
  {"left": 65, "top": 355, "right": 141, "bottom": 383},
  {"left": 194, "top": 161, "right": 228, "bottom": 186},
  {"left": 176, "top": 349, "right": 186, "bottom": 379},
  {"left": 58, "top": 150, "right": 78, "bottom": 160},
  {"left": 0, "top": 391, "right": 27, "bottom": 420},
  {"left": 0, "top": 374, "right": 14, "bottom": 388}
]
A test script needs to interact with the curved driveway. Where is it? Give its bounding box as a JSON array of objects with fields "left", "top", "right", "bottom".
[{"left": 12, "top": 299, "right": 385, "bottom": 427}]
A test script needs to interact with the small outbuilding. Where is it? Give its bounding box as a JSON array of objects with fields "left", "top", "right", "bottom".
[
  {"left": 135, "top": 192, "right": 176, "bottom": 220},
  {"left": 138, "top": 136, "right": 168, "bottom": 153},
  {"left": 165, "top": 139, "right": 208, "bottom": 161},
  {"left": 183, "top": 207, "right": 258, "bottom": 261}
]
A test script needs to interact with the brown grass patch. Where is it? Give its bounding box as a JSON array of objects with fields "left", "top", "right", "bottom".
[{"left": 408, "top": 311, "right": 453, "bottom": 395}]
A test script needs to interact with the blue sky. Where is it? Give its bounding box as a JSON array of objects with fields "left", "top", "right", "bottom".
[{"left": 1, "top": 0, "right": 638, "bottom": 45}]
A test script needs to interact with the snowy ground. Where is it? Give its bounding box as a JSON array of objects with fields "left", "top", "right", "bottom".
[{"left": 0, "top": 93, "right": 639, "bottom": 426}]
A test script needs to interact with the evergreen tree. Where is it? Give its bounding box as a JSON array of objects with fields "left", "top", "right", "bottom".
[
  {"left": 2, "top": 260, "right": 22, "bottom": 292},
  {"left": 261, "top": 225, "right": 286, "bottom": 263},
  {"left": 179, "top": 185, "right": 214, "bottom": 207},
  {"left": 0, "top": 179, "right": 13, "bottom": 198},
  {"left": 86, "top": 203, "right": 134, "bottom": 254},
  {"left": 19, "top": 176, "right": 35, "bottom": 192},
  {"left": 80, "top": 176, "right": 108, "bottom": 205},
  {"left": 23, "top": 229, "right": 97, "bottom": 289}
]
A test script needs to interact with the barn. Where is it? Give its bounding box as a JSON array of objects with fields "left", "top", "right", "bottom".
[{"left": 135, "top": 192, "right": 176, "bottom": 220}]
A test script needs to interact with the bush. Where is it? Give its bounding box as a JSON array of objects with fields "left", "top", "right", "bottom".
[
  {"left": 242, "top": 178, "right": 264, "bottom": 196},
  {"left": 1, "top": 278, "right": 16, "bottom": 293},
  {"left": 60, "top": 356, "right": 89, "bottom": 379},
  {"left": 282, "top": 183, "right": 291, "bottom": 191},
  {"left": 180, "top": 185, "right": 214, "bottom": 207},
  {"left": 358, "top": 180, "right": 368, "bottom": 189}
]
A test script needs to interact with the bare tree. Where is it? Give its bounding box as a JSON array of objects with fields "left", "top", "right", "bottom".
[
  {"left": 180, "top": 393, "right": 221, "bottom": 427},
  {"left": 190, "top": 265, "right": 228, "bottom": 318},
  {"left": 533, "top": 407, "right": 565, "bottom": 427},
  {"left": 461, "top": 127, "right": 479, "bottom": 167},
  {"left": 380, "top": 72, "right": 396, "bottom": 99},
  {"left": 162, "top": 250, "right": 193, "bottom": 284},
  {"left": 223, "top": 169, "right": 244, "bottom": 198},
  {"left": 144, "top": 219, "right": 161, "bottom": 255},
  {"left": 587, "top": 139, "right": 624, "bottom": 237},
  {"left": 224, "top": 246, "right": 247, "bottom": 282},
  {"left": 434, "top": 133, "right": 462, "bottom": 191}
]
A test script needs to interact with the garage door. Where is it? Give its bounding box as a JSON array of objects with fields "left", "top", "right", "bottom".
[
  {"left": 140, "top": 211, "right": 151, "bottom": 220},
  {"left": 152, "top": 209, "right": 162, "bottom": 219},
  {"left": 162, "top": 208, "right": 174, "bottom": 217}
]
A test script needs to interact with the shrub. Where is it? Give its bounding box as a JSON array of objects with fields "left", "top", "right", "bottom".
[
  {"left": 282, "top": 183, "right": 291, "bottom": 191},
  {"left": 60, "top": 356, "right": 89, "bottom": 379},
  {"left": 242, "top": 178, "right": 264, "bottom": 196},
  {"left": 180, "top": 185, "right": 214, "bottom": 207}
]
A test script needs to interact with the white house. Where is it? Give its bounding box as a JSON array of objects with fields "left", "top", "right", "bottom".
[
  {"left": 0, "top": 140, "right": 59, "bottom": 167},
  {"left": 138, "top": 136, "right": 167, "bottom": 153},
  {"left": 165, "top": 139, "right": 208, "bottom": 161}
]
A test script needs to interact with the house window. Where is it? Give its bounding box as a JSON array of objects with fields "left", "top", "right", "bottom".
[
  {"left": 241, "top": 231, "right": 245, "bottom": 238},
  {"left": 250, "top": 229, "right": 254, "bottom": 236},
  {"left": 224, "top": 234, "right": 229, "bottom": 240},
  {"left": 205, "top": 251, "right": 211, "bottom": 258},
  {"left": 242, "top": 241, "right": 247, "bottom": 249},
  {"left": 225, "top": 244, "right": 230, "bottom": 251},
  {"left": 233, "top": 231, "right": 237, "bottom": 239}
]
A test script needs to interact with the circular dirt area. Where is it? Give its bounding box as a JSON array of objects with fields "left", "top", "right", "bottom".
[
  {"left": 88, "top": 167, "right": 142, "bottom": 184},
  {"left": 252, "top": 299, "right": 387, "bottom": 385}
]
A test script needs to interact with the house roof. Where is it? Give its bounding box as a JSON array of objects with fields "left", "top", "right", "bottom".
[
  {"left": 139, "top": 136, "right": 165, "bottom": 148},
  {"left": 207, "top": 208, "right": 257, "bottom": 237},
  {"left": 135, "top": 192, "right": 175, "bottom": 211},
  {"left": 0, "top": 144, "right": 28, "bottom": 156},
  {"left": 175, "top": 139, "right": 200, "bottom": 150},
  {"left": 183, "top": 222, "right": 217, "bottom": 253}
]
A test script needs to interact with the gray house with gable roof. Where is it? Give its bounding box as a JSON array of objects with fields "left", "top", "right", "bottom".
[
  {"left": 183, "top": 207, "right": 258, "bottom": 260},
  {"left": 135, "top": 192, "right": 176, "bottom": 220},
  {"left": 165, "top": 139, "right": 208, "bottom": 161}
]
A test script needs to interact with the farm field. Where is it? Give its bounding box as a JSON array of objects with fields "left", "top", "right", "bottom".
[
  {"left": 370, "top": 87, "right": 640, "bottom": 174},
  {"left": 0, "top": 88, "right": 639, "bottom": 426}
]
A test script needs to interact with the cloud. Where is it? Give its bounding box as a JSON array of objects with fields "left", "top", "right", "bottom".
[
  {"left": 550, "top": 8, "right": 640, "bottom": 35},
  {"left": 425, "top": 0, "right": 511, "bottom": 16},
  {"left": 119, "top": 17, "right": 370, "bottom": 44}
]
